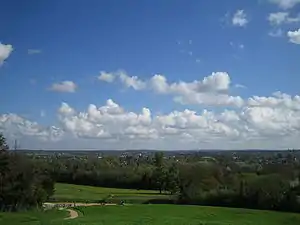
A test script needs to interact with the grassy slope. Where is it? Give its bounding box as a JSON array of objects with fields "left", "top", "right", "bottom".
[
  {"left": 74, "top": 205, "right": 300, "bottom": 225},
  {"left": 2, "top": 205, "right": 300, "bottom": 225},
  {"left": 0, "top": 210, "right": 67, "bottom": 225},
  {"left": 52, "top": 183, "right": 170, "bottom": 203}
]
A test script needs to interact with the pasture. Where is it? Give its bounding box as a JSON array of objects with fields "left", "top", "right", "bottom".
[
  {"left": 1, "top": 204, "right": 300, "bottom": 225},
  {"left": 52, "top": 183, "right": 171, "bottom": 203}
]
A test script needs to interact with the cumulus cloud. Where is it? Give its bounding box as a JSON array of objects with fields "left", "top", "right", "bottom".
[
  {"left": 98, "top": 71, "right": 115, "bottom": 83},
  {"left": 2, "top": 95, "right": 300, "bottom": 149},
  {"left": 232, "top": 10, "right": 248, "bottom": 27},
  {"left": 118, "top": 71, "right": 147, "bottom": 90},
  {"left": 287, "top": 28, "right": 300, "bottom": 44},
  {"left": 98, "top": 70, "right": 146, "bottom": 90},
  {"left": 50, "top": 81, "right": 77, "bottom": 93},
  {"left": 268, "top": 0, "right": 300, "bottom": 9},
  {"left": 0, "top": 114, "right": 63, "bottom": 142},
  {"left": 268, "top": 12, "right": 300, "bottom": 25},
  {"left": 0, "top": 42, "right": 13, "bottom": 65},
  {"left": 57, "top": 99, "right": 152, "bottom": 139},
  {"left": 247, "top": 91, "right": 300, "bottom": 110},
  {"left": 58, "top": 96, "right": 300, "bottom": 148},
  {"left": 99, "top": 70, "right": 244, "bottom": 107}
]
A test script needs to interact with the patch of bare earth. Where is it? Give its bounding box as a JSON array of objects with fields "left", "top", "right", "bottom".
[{"left": 64, "top": 209, "right": 79, "bottom": 220}]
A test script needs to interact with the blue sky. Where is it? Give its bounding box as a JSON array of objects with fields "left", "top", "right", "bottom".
[{"left": 1, "top": 0, "right": 300, "bottom": 150}]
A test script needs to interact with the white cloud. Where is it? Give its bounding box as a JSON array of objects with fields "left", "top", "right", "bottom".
[
  {"left": 58, "top": 102, "right": 76, "bottom": 116},
  {"left": 119, "top": 71, "right": 147, "bottom": 90},
  {"left": 268, "top": 0, "right": 300, "bottom": 9},
  {"left": 268, "top": 12, "right": 300, "bottom": 25},
  {"left": 28, "top": 49, "right": 42, "bottom": 55},
  {"left": 98, "top": 70, "right": 146, "bottom": 90},
  {"left": 57, "top": 99, "right": 152, "bottom": 140},
  {"left": 50, "top": 81, "right": 77, "bottom": 93},
  {"left": 100, "top": 70, "right": 244, "bottom": 107},
  {"left": 150, "top": 72, "right": 239, "bottom": 106},
  {"left": 247, "top": 91, "right": 300, "bottom": 110},
  {"left": 98, "top": 71, "right": 115, "bottom": 83},
  {"left": 55, "top": 100, "right": 245, "bottom": 142},
  {"left": 3, "top": 95, "right": 300, "bottom": 149},
  {"left": 232, "top": 10, "right": 248, "bottom": 27},
  {"left": 287, "top": 28, "right": 300, "bottom": 44},
  {"left": 0, "top": 114, "right": 63, "bottom": 143},
  {"left": 0, "top": 43, "right": 13, "bottom": 65}
]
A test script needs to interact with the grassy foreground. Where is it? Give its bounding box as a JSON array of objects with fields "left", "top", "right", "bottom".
[
  {"left": 0, "top": 209, "right": 67, "bottom": 225},
  {"left": 52, "top": 183, "right": 170, "bottom": 203},
  {"left": 2, "top": 204, "right": 300, "bottom": 225}
]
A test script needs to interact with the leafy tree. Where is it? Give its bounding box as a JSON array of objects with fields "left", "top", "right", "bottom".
[
  {"left": 0, "top": 133, "right": 8, "bottom": 151},
  {"left": 165, "top": 163, "right": 180, "bottom": 194},
  {"left": 0, "top": 135, "right": 54, "bottom": 211},
  {"left": 152, "top": 152, "right": 166, "bottom": 194}
]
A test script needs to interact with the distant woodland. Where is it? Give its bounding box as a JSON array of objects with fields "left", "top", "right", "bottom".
[{"left": 1, "top": 133, "right": 300, "bottom": 212}]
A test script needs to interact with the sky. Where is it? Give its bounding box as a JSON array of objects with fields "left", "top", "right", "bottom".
[{"left": 1, "top": 0, "right": 300, "bottom": 150}]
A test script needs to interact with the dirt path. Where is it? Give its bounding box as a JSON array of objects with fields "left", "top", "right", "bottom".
[
  {"left": 64, "top": 209, "right": 79, "bottom": 220},
  {"left": 47, "top": 202, "right": 120, "bottom": 207}
]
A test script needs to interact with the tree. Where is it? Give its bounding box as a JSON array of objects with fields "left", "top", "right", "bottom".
[
  {"left": 154, "top": 152, "right": 164, "bottom": 167},
  {"left": 0, "top": 135, "right": 54, "bottom": 211},
  {"left": 0, "top": 133, "right": 8, "bottom": 151},
  {"left": 153, "top": 152, "right": 166, "bottom": 194},
  {"left": 165, "top": 163, "right": 180, "bottom": 194}
]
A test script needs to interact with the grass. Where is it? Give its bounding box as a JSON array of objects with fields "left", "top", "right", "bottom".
[
  {"left": 74, "top": 205, "right": 300, "bottom": 225},
  {"left": 52, "top": 183, "right": 171, "bottom": 203},
  {"left": 0, "top": 209, "right": 67, "bottom": 225},
  {"left": 2, "top": 204, "right": 300, "bottom": 225}
]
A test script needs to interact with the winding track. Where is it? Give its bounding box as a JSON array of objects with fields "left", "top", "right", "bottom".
[
  {"left": 52, "top": 202, "right": 122, "bottom": 220},
  {"left": 64, "top": 209, "right": 79, "bottom": 220}
]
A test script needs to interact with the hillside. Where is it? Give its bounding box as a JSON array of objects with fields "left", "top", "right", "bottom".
[
  {"left": 2, "top": 204, "right": 300, "bottom": 225},
  {"left": 51, "top": 183, "right": 171, "bottom": 203}
]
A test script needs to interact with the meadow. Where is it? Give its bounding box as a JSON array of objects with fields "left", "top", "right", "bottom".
[
  {"left": 2, "top": 204, "right": 300, "bottom": 225},
  {"left": 1, "top": 183, "right": 300, "bottom": 225},
  {"left": 51, "top": 183, "right": 171, "bottom": 203},
  {"left": 0, "top": 209, "right": 67, "bottom": 225}
]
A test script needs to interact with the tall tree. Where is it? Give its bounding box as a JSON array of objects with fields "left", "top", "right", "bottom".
[
  {"left": 0, "top": 135, "right": 54, "bottom": 211},
  {"left": 0, "top": 133, "right": 9, "bottom": 151},
  {"left": 153, "top": 152, "right": 165, "bottom": 194}
]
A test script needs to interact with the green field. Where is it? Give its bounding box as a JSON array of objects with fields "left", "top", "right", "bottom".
[
  {"left": 0, "top": 209, "right": 67, "bottom": 225},
  {"left": 2, "top": 183, "right": 300, "bottom": 225},
  {"left": 2, "top": 204, "right": 300, "bottom": 225},
  {"left": 52, "top": 183, "right": 171, "bottom": 203}
]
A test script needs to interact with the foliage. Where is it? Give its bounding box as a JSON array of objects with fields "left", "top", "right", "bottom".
[
  {"left": 0, "top": 134, "right": 54, "bottom": 211},
  {"left": 3, "top": 135, "right": 300, "bottom": 214},
  {"left": 28, "top": 148, "right": 300, "bottom": 213}
]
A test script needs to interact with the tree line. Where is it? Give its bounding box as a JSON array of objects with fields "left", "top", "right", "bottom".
[
  {"left": 45, "top": 148, "right": 300, "bottom": 212},
  {"left": 1, "top": 132, "right": 300, "bottom": 213}
]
